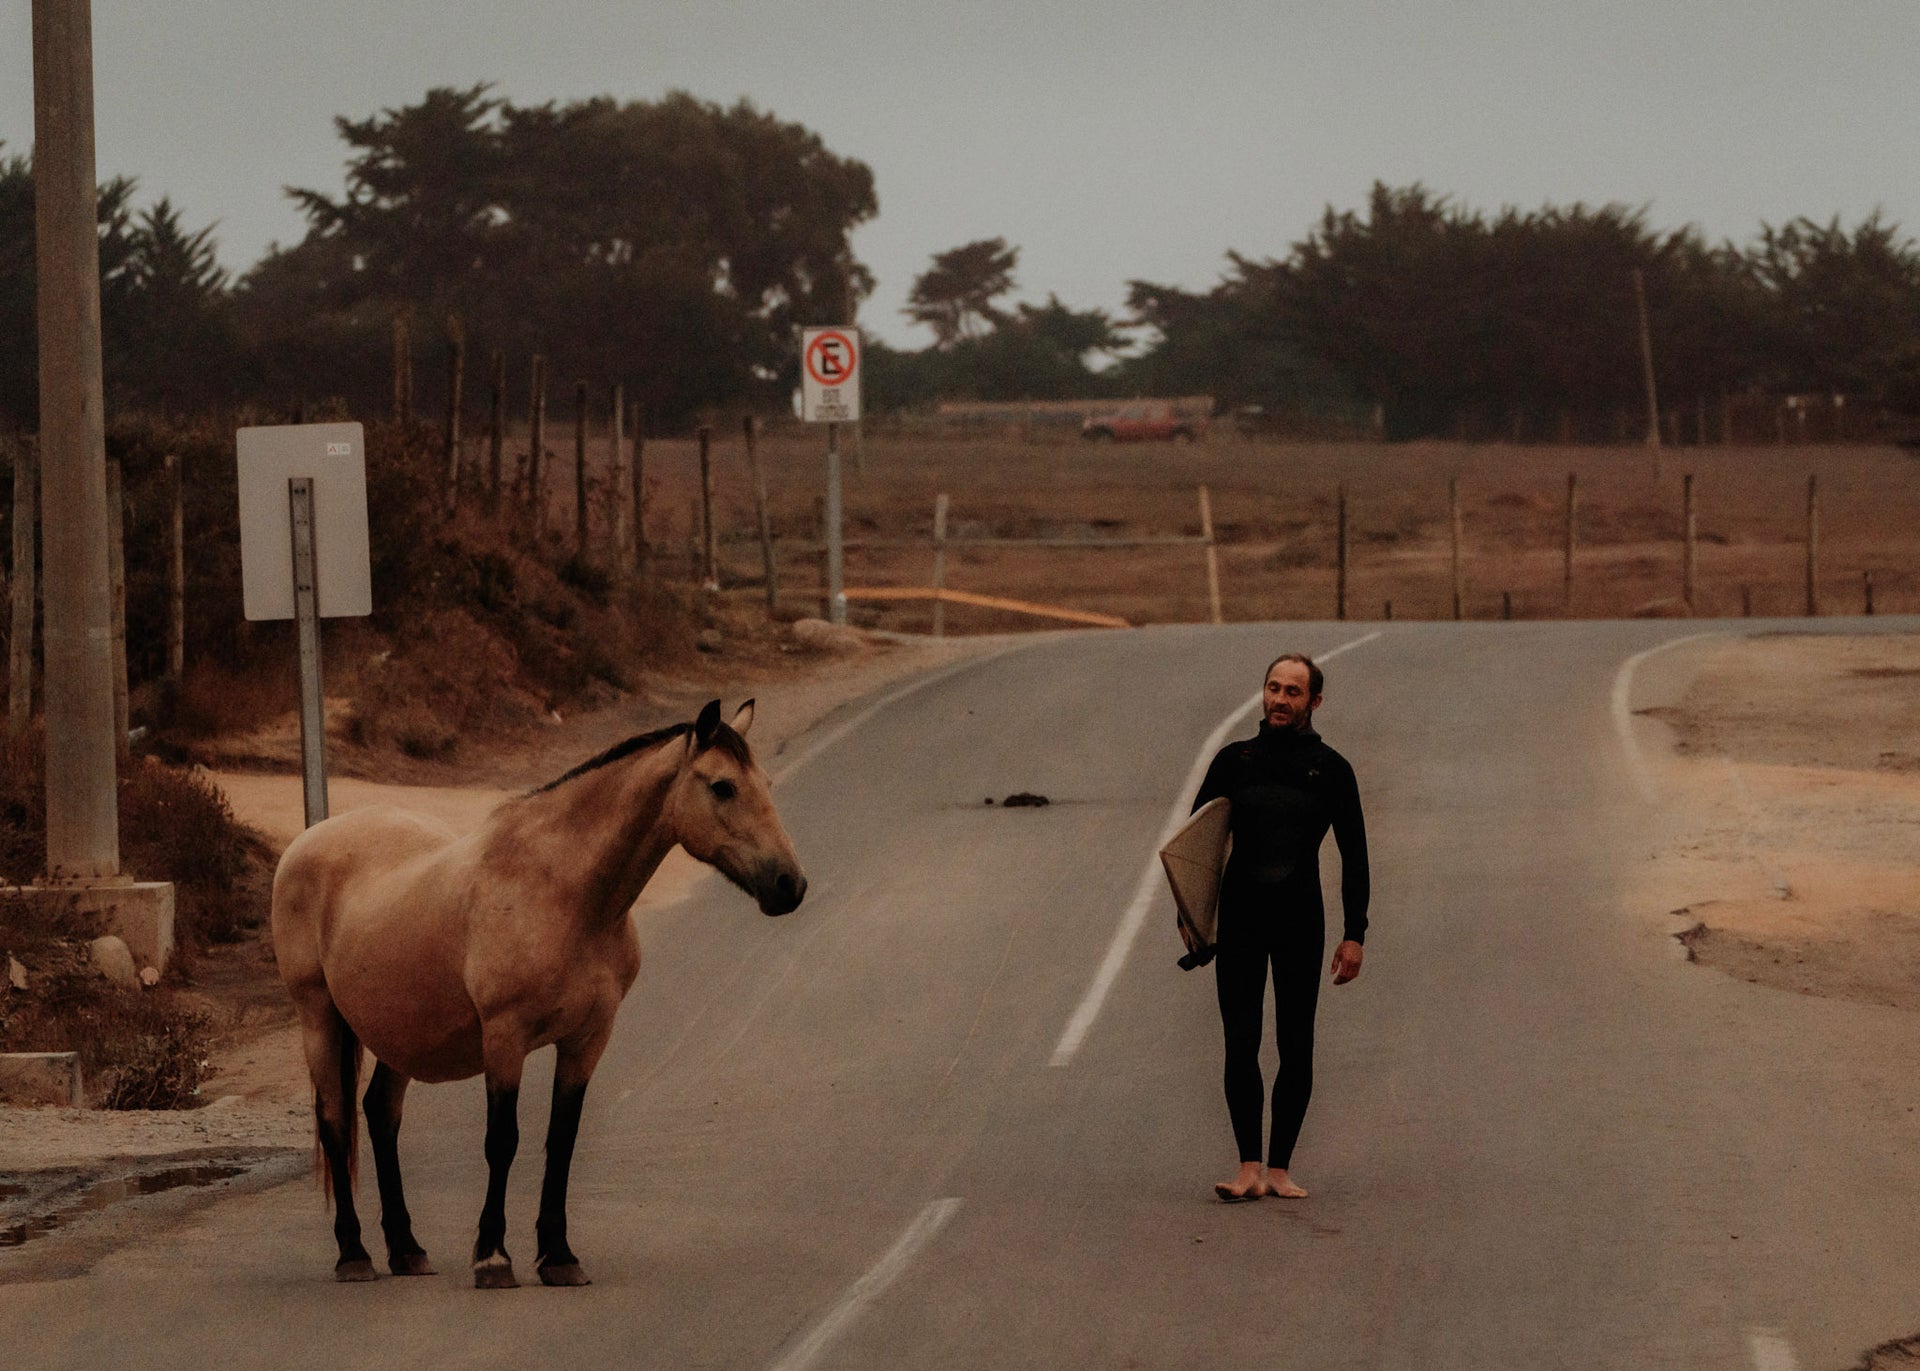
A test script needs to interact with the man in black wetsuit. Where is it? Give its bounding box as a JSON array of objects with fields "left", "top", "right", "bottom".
[{"left": 1192, "top": 652, "right": 1368, "bottom": 1202}]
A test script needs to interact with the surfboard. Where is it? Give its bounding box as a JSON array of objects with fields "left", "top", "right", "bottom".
[{"left": 1160, "top": 797, "right": 1231, "bottom": 970}]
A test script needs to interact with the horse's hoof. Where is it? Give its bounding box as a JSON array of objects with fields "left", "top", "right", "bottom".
[
  {"left": 473, "top": 1256, "right": 519, "bottom": 1289},
  {"left": 537, "top": 1261, "right": 592, "bottom": 1288},
  {"left": 333, "top": 1257, "right": 378, "bottom": 1283},
  {"left": 390, "top": 1251, "right": 437, "bottom": 1277}
]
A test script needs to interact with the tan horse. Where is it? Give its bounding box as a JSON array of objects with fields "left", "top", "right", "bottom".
[{"left": 272, "top": 700, "right": 805, "bottom": 1288}]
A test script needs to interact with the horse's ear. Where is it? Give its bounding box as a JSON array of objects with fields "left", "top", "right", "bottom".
[
  {"left": 693, "top": 699, "right": 721, "bottom": 749},
  {"left": 730, "top": 699, "right": 755, "bottom": 737}
]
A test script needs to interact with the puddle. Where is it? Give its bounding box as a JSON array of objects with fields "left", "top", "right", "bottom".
[{"left": 0, "top": 1164, "right": 249, "bottom": 1248}]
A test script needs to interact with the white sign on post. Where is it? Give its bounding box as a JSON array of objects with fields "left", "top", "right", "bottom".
[
  {"left": 236, "top": 422, "right": 373, "bottom": 621},
  {"left": 800, "top": 326, "right": 861, "bottom": 423}
]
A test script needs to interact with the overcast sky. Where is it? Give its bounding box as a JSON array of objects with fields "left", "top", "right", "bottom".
[{"left": 4, "top": 1, "right": 1918, "bottom": 348}]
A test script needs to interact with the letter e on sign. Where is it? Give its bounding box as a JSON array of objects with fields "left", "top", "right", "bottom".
[{"left": 801, "top": 326, "right": 861, "bottom": 423}]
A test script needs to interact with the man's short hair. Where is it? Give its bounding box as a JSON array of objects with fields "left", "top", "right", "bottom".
[{"left": 1265, "top": 652, "right": 1324, "bottom": 697}]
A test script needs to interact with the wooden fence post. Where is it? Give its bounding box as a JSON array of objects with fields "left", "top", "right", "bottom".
[
  {"left": 165, "top": 452, "right": 184, "bottom": 682},
  {"left": 443, "top": 317, "right": 465, "bottom": 514},
  {"left": 9, "top": 439, "right": 38, "bottom": 738},
  {"left": 574, "top": 380, "right": 590, "bottom": 555},
  {"left": 1863, "top": 570, "right": 1875, "bottom": 616},
  {"left": 1563, "top": 471, "right": 1577, "bottom": 611},
  {"left": 931, "top": 492, "right": 950, "bottom": 638},
  {"left": 630, "top": 401, "right": 647, "bottom": 575},
  {"left": 1805, "top": 473, "right": 1820, "bottom": 616},
  {"left": 1335, "top": 482, "right": 1349, "bottom": 622},
  {"left": 1449, "top": 477, "right": 1464, "bottom": 621},
  {"left": 486, "top": 349, "right": 505, "bottom": 511},
  {"left": 609, "top": 385, "right": 629, "bottom": 577},
  {"left": 1198, "top": 484, "right": 1223, "bottom": 625},
  {"left": 1682, "top": 472, "right": 1696, "bottom": 609},
  {"left": 698, "top": 425, "right": 717, "bottom": 588},
  {"left": 527, "top": 354, "right": 547, "bottom": 534},
  {"left": 106, "top": 459, "right": 128, "bottom": 764},
  {"left": 1501, "top": 590, "right": 1512, "bottom": 621},
  {"left": 392, "top": 312, "right": 413, "bottom": 425},
  {"left": 746, "top": 416, "right": 777, "bottom": 612}
]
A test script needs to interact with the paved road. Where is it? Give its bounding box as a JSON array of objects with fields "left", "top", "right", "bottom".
[{"left": 7, "top": 621, "right": 1920, "bottom": 1369}]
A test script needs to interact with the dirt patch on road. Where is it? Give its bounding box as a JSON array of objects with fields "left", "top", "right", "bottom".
[{"left": 1639, "top": 632, "right": 1920, "bottom": 1011}]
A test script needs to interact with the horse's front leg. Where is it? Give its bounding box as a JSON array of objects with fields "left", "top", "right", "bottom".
[
  {"left": 472, "top": 1027, "right": 527, "bottom": 1289},
  {"left": 535, "top": 1026, "right": 614, "bottom": 1288}
]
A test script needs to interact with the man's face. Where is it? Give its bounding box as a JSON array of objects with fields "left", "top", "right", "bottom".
[{"left": 1264, "top": 661, "right": 1321, "bottom": 732}]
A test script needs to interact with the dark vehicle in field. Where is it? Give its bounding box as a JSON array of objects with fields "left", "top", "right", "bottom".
[{"left": 1081, "top": 400, "right": 1203, "bottom": 443}]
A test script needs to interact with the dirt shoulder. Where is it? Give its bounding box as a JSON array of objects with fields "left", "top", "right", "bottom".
[
  {"left": 1633, "top": 630, "right": 1920, "bottom": 1012},
  {"left": 0, "top": 627, "right": 1009, "bottom": 1178}
]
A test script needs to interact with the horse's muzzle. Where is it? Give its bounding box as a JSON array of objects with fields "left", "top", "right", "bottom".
[{"left": 759, "top": 868, "right": 807, "bottom": 917}]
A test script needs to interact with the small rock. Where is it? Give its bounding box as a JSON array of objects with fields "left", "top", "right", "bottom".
[
  {"left": 697, "top": 628, "right": 726, "bottom": 654},
  {"left": 1002, "top": 792, "right": 1051, "bottom": 808},
  {"left": 790, "top": 618, "right": 863, "bottom": 654},
  {"left": 7, "top": 955, "right": 26, "bottom": 991},
  {"left": 88, "top": 935, "right": 141, "bottom": 989},
  {"left": 1632, "top": 597, "right": 1694, "bottom": 619},
  {"left": 139, "top": 965, "right": 161, "bottom": 988}
]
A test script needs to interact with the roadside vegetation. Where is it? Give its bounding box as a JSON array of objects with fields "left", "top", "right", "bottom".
[{"left": 0, "top": 732, "right": 271, "bottom": 1108}]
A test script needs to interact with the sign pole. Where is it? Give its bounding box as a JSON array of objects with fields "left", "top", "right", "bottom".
[
  {"left": 826, "top": 422, "right": 846, "bottom": 626},
  {"left": 288, "top": 477, "right": 328, "bottom": 827}
]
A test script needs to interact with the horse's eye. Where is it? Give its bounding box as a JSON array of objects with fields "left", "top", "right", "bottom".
[{"left": 709, "top": 779, "right": 736, "bottom": 802}]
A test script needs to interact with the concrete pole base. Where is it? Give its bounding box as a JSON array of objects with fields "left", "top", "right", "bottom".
[
  {"left": 0, "top": 881, "right": 176, "bottom": 974},
  {"left": 0, "top": 1051, "right": 84, "bottom": 1106}
]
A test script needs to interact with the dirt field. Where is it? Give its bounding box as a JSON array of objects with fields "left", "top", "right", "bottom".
[
  {"left": 593, "top": 432, "right": 1920, "bottom": 631},
  {"left": 1634, "top": 631, "right": 1920, "bottom": 1012}
]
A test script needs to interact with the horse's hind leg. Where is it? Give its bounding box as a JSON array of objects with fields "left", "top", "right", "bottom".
[
  {"left": 295, "top": 994, "right": 374, "bottom": 1282},
  {"left": 363, "top": 1062, "right": 434, "bottom": 1276}
]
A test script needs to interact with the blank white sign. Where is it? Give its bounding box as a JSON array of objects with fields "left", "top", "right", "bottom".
[{"left": 236, "top": 422, "right": 373, "bottom": 621}]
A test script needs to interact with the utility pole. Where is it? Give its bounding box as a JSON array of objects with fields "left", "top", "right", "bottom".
[
  {"left": 32, "top": 0, "right": 119, "bottom": 880},
  {"left": 1632, "top": 268, "right": 1662, "bottom": 455}
]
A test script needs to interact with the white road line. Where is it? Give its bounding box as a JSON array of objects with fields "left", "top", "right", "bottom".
[
  {"left": 1609, "top": 632, "right": 1719, "bottom": 805},
  {"left": 1747, "top": 1326, "right": 1802, "bottom": 1371},
  {"left": 769, "top": 640, "right": 1037, "bottom": 786},
  {"left": 767, "top": 1198, "right": 964, "bottom": 1371},
  {"left": 1049, "top": 630, "right": 1383, "bottom": 1068}
]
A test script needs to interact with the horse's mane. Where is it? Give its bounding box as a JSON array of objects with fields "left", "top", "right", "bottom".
[{"left": 531, "top": 720, "right": 753, "bottom": 795}]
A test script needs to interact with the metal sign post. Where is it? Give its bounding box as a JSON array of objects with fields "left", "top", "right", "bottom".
[
  {"left": 237, "top": 422, "right": 372, "bottom": 830},
  {"left": 288, "top": 478, "right": 327, "bottom": 826},
  {"left": 825, "top": 423, "right": 845, "bottom": 625},
  {"left": 800, "top": 327, "right": 861, "bottom": 628}
]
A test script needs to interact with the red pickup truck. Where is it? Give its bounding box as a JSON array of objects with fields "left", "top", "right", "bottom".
[{"left": 1081, "top": 401, "right": 1203, "bottom": 443}]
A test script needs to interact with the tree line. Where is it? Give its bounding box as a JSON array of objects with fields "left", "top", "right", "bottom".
[
  {"left": 884, "top": 188, "right": 1920, "bottom": 440},
  {"left": 0, "top": 84, "right": 875, "bottom": 431},
  {"left": 4, "top": 85, "right": 1918, "bottom": 440}
]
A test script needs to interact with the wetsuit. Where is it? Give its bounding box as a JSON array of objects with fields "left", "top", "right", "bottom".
[{"left": 1192, "top": 720, "right": 1369, "bottom": 1170}]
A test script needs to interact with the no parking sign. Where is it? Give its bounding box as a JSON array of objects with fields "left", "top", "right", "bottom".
[{"left": 800, "top": 326, "right": 861, "bottom": 422}]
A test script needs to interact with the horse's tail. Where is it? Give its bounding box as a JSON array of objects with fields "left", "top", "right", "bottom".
[{"left": 314, "top": 1008, "right": 363, "bottom": 1207}]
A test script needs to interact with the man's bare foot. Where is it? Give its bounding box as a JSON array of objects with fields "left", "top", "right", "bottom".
[
  {"left": 1214, "top": 1162, "right": 1265, "bottom": 1202},
  {"left": 1263, "top": 1168, "right": 1308, "bottom": 1198}
]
